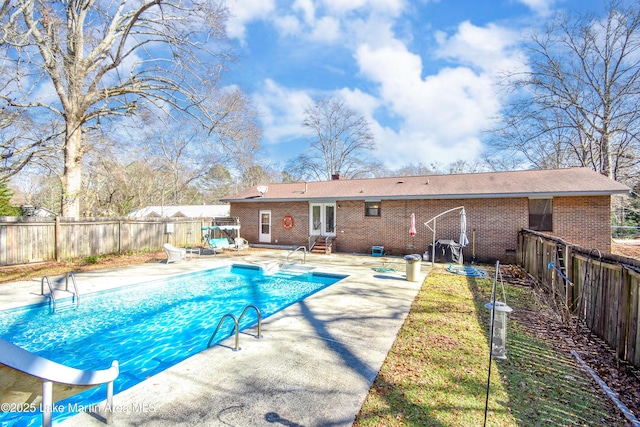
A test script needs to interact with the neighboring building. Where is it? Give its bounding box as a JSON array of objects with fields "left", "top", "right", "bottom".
[
  {"left": 129, "top": 205, "right": 230, "bottom": 219},
  {"left": 20, "top": 205, "right": 56, "bottom": 217},
  {"left": 221, "top": 168, "right": 630, "bottom": 262}
]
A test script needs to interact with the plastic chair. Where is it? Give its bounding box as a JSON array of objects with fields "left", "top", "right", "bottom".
[{"left": 163, "top": 243, "right": 186, "bottom": 263}]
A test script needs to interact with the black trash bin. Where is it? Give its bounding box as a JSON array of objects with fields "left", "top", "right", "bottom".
[{"left": 428, "top": 239, "right": 463, "bottom": 264}]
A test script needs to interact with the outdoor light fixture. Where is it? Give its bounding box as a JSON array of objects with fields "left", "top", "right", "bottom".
[{"left": 484, "top": 300, "right": 513, "bottom": 360}]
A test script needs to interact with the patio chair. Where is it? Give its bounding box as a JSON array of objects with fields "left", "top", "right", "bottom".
[
  {"left": 234, "top": 237, "right": 249, "bottom": 252},
  {"left": 163, "top": 243, "right": 186, "bottom": 263}
]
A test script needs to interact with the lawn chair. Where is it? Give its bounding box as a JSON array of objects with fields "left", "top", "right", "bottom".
[
  {"left": 163, "top": 243, "right": 186, "bottom": 263},
  {"left": 234, "top": 237, "right": 249, "bottom": 252}
]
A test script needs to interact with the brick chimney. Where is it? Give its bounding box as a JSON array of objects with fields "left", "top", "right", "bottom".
[{"left": 331, "top": 172, "right": 343, "bottom": 180}]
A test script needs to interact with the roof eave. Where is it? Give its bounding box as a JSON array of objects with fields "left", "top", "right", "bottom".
[{"left": 224, "top": 189, "right": 630, "bottom": 203}]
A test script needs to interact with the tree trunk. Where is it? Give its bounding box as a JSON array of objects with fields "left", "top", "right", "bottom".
[
  {"left": 61, "top": 120, "right": 83, "bottom": 219},
  {"left": 601, "top": 134, "right": 612, "bottom": 178}
]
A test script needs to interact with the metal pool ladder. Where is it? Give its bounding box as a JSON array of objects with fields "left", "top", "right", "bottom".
[
  {"left": 287, "top": 246, "right": 307, "bottom": 264},
  {"left": 41, "top": 273, "right": 79, "bottom": 313},
  {"left": 207, "top": 304, "right": 262, "bottom": 351}
]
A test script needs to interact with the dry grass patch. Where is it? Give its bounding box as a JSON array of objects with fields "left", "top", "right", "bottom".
[
  {"left": 0, "top": 251, "right": 165, "bottom": 284},
  {"left": 354, "top": 269, "right": 627, "bottom": 427}
]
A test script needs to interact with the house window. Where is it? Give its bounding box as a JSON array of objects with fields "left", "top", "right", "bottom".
[
  {"left": 365, "top": 201, "right": 381, "bottom": 217},
  {"left": 529, "top": 198, "right": 552, "bottom": 231}
]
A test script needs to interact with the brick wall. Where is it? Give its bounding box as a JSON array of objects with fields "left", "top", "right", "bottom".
[
  {"left": 231, "top": 195, "right": 612, "bottom": 262},
  {"left": 332, "top": 198, "right": 529, "bottom": 262},
  {"left": 232, "top": 202, "right": 310, "bottom": 246},
  {"left": 552, "top": 196, "right": 612, "bottom": 251}
]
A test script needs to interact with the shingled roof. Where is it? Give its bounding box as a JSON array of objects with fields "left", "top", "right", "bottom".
[{"left": 221, "top": 168, "right": 630, "bottom": 203}]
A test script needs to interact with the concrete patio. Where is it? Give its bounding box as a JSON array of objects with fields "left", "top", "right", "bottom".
[{"left": 0, "top": 249, "right": 428, "bottom": 427}]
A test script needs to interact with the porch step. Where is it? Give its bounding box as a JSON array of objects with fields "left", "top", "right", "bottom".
[{"left": 311, "top": 237, "right": 332, "bottom": 255}]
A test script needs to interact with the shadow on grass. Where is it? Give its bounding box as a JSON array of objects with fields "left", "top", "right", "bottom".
[
  {"left": 466, "top": 272, "right": 627, "bottom": 426},
  {"left": 354, "top": 268, "right": 627, "bottom": 426},
  {"left": 354, "top": 272, "right": 509, "bottom": 427},
  {"left": 355, "top": 369, "right": 501, "bottom": 427}
]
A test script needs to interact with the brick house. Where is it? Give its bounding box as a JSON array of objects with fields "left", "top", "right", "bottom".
[{"left": 221, "top": 168, "right": 630, "bottom": 262}]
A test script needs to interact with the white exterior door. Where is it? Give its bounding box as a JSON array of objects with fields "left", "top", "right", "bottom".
[
  {"left": 309, "top": 203, "right": 336, "bottom": 236},
  {"left": 259, "top": 210, "right": 271, "bottom": 243}
]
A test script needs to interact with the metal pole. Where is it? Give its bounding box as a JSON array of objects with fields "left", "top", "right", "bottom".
[
  {"left": 472, "top": 229, "right": 477, "bottom": 264},
  {"left": 423, "top": 206, "right": 466, "bottom": 269},
  {"left": 106, "top": 378, "right": 114, "bottom": 424},
  {"left": 431, "top": 218, "right": 436, "bottom": 269},
  {"left": 42, "top": 381, "right": 53, "bottom": 427},
  {"left": 484, "top": 260, "right": 500, "bottom": 427}
]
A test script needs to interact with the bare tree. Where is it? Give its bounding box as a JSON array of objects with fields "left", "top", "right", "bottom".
[
  {"left": 0, "top": 0, "right": 241, "bottom": 218},
  {"left": 73, "top": 93, "right": 262, "bottom": 215},
  {"left": 286, "top": 97, "right": 376, "bottom": 181},
  {"left": 488, "top": 0, "right": 640, "bottom": 183},
  {"left": 200, "top": 164, "right": 233, "bottom": 202}
]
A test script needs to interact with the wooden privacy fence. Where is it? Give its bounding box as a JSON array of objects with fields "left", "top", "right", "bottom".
[
  {"left": 0, "top": 217, "right": 214, "bottom": 266},
  {"left": 518, "top": 229, "right": 640, "bottom": 369}
]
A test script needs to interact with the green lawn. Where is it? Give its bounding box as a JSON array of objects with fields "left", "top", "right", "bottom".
[{"left": 353, "top": 268, "right": 626, "bottom": 427}]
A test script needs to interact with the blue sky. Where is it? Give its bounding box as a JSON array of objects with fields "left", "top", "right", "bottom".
[{"left": 223, "top": 0, "right": 604, "bottom": 172}]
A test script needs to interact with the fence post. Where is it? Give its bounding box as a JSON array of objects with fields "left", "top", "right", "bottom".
[
  {"left": 118, "top": 220, "right": 122, "bottom": 254},
  {"left": 617, "top": 267, "right": 631, "bottom": 361},
  {"left": 565, "top": 245, "right": 574, "bottom": 313},
  {"left": 55, "top": 217, "right": 61, "bottom": 262}
]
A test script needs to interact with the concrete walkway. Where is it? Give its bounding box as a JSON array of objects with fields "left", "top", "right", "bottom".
[{"left": 0, "top": 249, "right": 427, "bottom": 427}]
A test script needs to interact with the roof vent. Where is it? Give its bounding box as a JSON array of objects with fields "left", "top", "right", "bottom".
[{"left": 397, "top": 180, "right": 404, "bottom": 184}]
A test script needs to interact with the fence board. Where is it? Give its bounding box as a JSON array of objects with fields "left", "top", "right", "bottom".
[
  {"left": 618, "top": 268, "right": 631, "bottom": 361},
  {"left": 629, "top": 268, "right": 640, "bottom": 365}
]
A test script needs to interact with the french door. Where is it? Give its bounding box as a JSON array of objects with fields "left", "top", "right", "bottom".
[{"left": 310, "top": 203, "right": 336, "bottom": 236}]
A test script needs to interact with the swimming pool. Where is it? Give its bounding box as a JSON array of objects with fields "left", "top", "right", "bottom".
[{"left": 0, "top": 264, "right": 347, "bottom": 426}]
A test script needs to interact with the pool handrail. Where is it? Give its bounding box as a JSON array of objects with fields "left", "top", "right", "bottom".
[
  {"left": 65, "top": 272, "right": 80, "bottom": 307},
  {"left": 287, "top": 246, "right": 307, "bottom": 264},
  {"left": 208, "top": 305, "right": 263, "bottom": 351},
  {"left": 0, "top": 337, "right": 119, "bottom": 426},
  {"left": 41, "top": 275, "right": 56, "bottom": 309},
  {"left": 207, "top": 313, "right": 240, "bottom": 351},
  {"left": 238, "top": 304, "right": 262, "bottom": 338},
  {"left": 41, "top": 274, "right": 79, "bottom": 313}
]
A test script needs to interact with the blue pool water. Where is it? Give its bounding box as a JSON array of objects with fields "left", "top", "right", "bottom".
[{"left": 0, "top": 264, "right": 346, "bottom": 426}]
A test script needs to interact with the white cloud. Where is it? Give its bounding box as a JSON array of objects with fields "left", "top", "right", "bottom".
[
  {"left": 337, "top": 87, "right": 381, "bottom": 118},
  {"left": 322, "top": 0, "right": 404, "bottom": 16},
  {"left": 293, "top": 0, "right": 316, "bottom": 24},
  {"left": 353, "top": 23, "right": 509, "bottom": 168},
  {"left": 252, "top": 79, "right": 313, "bottom": 144},
  {"left": 309, "top": 16, "right": 341, "bottom": 42},
  {"left": 273, "top": 14, "right": 302, "bottom": 37},
  {"left": 515, "top": 0, "right": 554, "bottom": 16},
  {"left": 226, "top": 0, "right": 276, "bottom": 42},
  {"left": 434, "top": 21, "right": 524, "bottom": 75},
  {"left": 372, "top": 128, "right": 484, "bottom": 169},
  {"left": 265, "top": 0, "right": 405, "bottom": 46},
  {"left": 232, "top": 1, "right": 535, "bottom": 169},
  {"left": 348, "top": 12, "right": 399, "bottom": 48}
]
